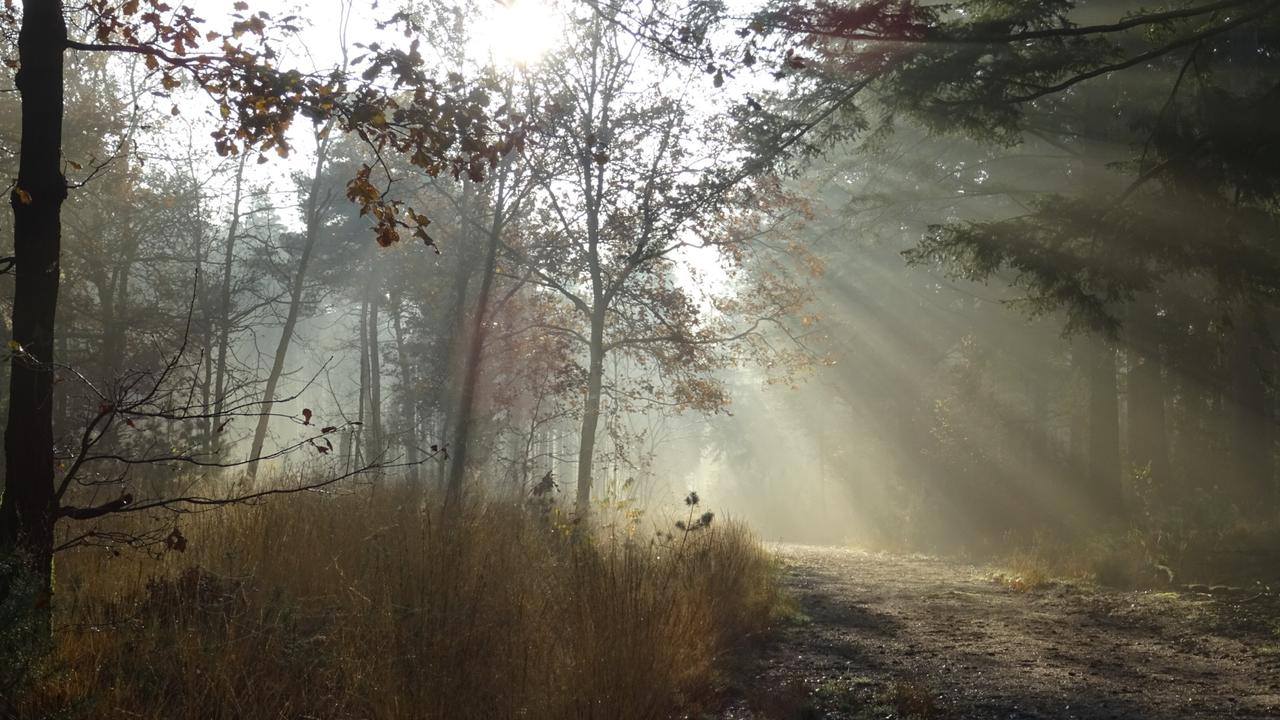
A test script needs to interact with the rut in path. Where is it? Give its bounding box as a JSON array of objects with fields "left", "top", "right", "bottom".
[{"left": 724, "top": 544, "right": 1280, "bottom": 720}]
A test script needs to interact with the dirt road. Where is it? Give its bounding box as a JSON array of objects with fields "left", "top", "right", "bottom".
[{"left": 723, "top": 545, "right": 1280, "bottom": 719}]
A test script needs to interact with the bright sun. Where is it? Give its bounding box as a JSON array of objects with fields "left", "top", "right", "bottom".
[{"left": 470, "top": 0, "right": 561, "bottom": 67}]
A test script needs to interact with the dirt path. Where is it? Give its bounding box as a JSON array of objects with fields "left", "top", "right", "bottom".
[{"left": 723, "top": 544, "right": 1280, "bottom": 720}]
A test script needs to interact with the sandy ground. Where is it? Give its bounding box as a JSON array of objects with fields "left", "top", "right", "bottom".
[{"left": 721, "top": 544, "right": 1280, "bottom": 719}]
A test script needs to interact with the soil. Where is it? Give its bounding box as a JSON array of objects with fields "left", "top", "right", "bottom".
[{"left": 720, "top": 544, "right": 1280, "bottom": 720}]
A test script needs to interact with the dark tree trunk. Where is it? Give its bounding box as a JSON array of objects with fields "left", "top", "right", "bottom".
[
  {"left": 1087, "top": 337, "right": 1124, "bottom": 519},
  {"left": 0, "top": 0, "right": 68, "bottom": 613},
  {"left": 444, "top": 194, "right": 504, "bottom": 506},
  {"left": 437, "top": 181, "right": 476, "bottom": 489},
  {"left": 1229, "top": 305, "right": 1274, "bottom": 517},
  {"left": 1126, "top": 305, "right": 1170, "bottom": 502},
  {"left": 1068, "top": 338, "right": 1090, "bottom": 498}
]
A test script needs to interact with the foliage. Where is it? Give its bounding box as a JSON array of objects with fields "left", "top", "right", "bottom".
[{"left": 0, "top": 549, "right": 49, "bottom": 707}]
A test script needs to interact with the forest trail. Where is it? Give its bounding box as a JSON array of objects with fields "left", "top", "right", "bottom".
[{"left": 724, "top": 545, "right": 1280, "bottom": 720}]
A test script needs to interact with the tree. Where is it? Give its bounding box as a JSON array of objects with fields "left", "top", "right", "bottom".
[
  {"left": 502, "top": 7, "right": 812, "bottom": 515},
  {"left": 726, "top": 0, "right": 1280, "bottom": 519},
  {"left": 0, "top": 0, "right": 514, "bottom": 617},
  {"left": 245, "top": 124, "right": 336, "bottom": 480},
  {"left": 444, "top": 146, "right": 530, "bottom": 503}
]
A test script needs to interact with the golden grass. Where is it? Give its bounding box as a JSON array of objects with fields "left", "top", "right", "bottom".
[
  {"left": 15, "top": 487, "right": 782, "bottom": 719},
  {"left": 995, "top": 533, "right": 1140, "bottom": 590}
]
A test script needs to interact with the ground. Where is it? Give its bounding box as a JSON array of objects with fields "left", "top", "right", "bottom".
[{"left": 721, "top": 545, "right": 1280, "bottom": 720}]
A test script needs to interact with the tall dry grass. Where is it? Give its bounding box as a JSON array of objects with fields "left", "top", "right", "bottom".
[{"left": 14, "top": 487, "right": 782, "bottom": 719}]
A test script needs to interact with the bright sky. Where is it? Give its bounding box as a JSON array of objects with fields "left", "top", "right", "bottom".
[
  {"left": 222, "top": 0, "right": 565, "bottom": 71},
  {"left": 467, "top": 0, "right": 563, "bottom": 67},
  {"left": 170, "top": 0, "right": 733, "bottom": 303},
  {"left": 114, "top": 0, "right": 561, "bottom": 239}
]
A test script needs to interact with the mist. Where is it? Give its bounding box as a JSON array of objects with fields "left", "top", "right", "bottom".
[{"left": 3, "top": 1, "right": 1280, "bottom": 718}]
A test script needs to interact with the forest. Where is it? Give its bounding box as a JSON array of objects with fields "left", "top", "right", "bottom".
[{"left": 2, "top": 1, "right": 1279, "bottom": 718}]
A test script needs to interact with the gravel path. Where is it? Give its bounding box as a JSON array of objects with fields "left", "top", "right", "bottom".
[{"left": 722, "top": 544, "right": 1280, "bottom": 720}]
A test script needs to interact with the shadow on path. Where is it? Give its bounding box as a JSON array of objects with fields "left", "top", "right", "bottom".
[{"left": 721, "top": 545, "right": 1280, "bottom": 720}]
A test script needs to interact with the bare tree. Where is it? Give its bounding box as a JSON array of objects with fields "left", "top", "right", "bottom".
[{"left": 505, "top": 8, "right": 812, "bottom": 515}]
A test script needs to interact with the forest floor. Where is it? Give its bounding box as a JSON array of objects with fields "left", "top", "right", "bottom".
[{"left": 720, "top": 544, "right": 1280, "bottom": 720}]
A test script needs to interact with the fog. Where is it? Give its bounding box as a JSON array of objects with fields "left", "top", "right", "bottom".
[
  {"left": 1, "top": 0, "right": 1277, "bottom": 566},
  {"left": 4, "top": 1, "right": 1280, "bottom": 717}
]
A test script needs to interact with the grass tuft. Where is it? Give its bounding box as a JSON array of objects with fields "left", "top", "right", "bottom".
[{"left": 15, "top": 487, "right": 782, "bottom": 720}]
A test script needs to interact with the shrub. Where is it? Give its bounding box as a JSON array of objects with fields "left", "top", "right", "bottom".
[{"left": 1, "top": 549, "right": 50, "bottom": 714}]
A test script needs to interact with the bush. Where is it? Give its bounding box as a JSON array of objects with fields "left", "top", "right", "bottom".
[
  {"left": 995, "top": 516, "right": 1280, "bottom": 590},
  {"left": 1, "top": 550, "right": 50, "bottom": 715},
  {"left": 15, "top": 488, "right": 782, "bottom": 719}
]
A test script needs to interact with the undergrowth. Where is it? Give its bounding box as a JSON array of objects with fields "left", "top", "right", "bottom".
[
  {"left": 994, "top": 518, "right": 1280, "bottom": 591},
  {"left": 12, "top": 486, "right": 783, "bottom": 719}
]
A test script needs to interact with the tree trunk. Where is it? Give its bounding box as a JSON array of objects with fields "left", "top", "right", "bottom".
[
  {"left": 97, "top": 268, "right": 118, "bottom": 371},
  {"left": 444, "top": 194, "right": 504, "bottom": 505},
  {"left": 575, "top": 103, "right": 606, "bottom": 517},
  {"left": 98, "top": 199, "right": 136, "bottom": 381},
  {"left": 1068, "top": 339, "right": 1090, "bottom": 488},
  {"left": 366, "top": 278, "right": 383, "bottom": 461},
  {"left": 390, "top": 291, "right": 420, "bottom": 483},
  {"left": 1087, "top": 337, "right": 1124, "bottom": 519},
  {"left": 437, "top": 181, "right": 475, "bottom": 488},
  {"left": 246, "top": 137, "right": 328, "bottom": 480},
  {"left": 1229, "top": 305, "right": 1273, "bottom": 517},
  {"left": 211, "top": 154, "right": 247, "bottom": 446},
  {"left": 354, "top": 295, "right": 369, "bottom": 468},
  {"left": 190, "top": 192, "right": 214, "bottom": 450},
  {"left": 575, "top": 307, "right": 606, "bottom": 515},
  {"left": 1126, "top": 305, "right": 1170, "bottom": 503},
  {"left": 0, "top": 0, "right": 68, "bottom": 616}
]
